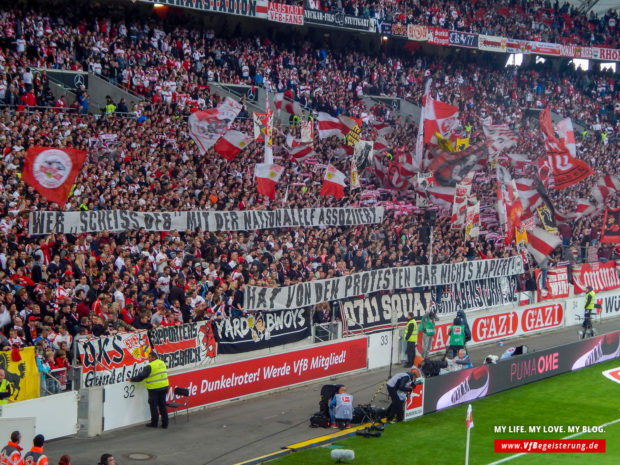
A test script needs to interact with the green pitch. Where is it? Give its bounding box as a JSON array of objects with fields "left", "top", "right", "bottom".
[{"left": 268, "top": 358, "right": 620, "bottom": 465}]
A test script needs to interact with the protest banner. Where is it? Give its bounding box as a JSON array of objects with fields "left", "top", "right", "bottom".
[
  {"left": 149, "top": 321, "right": 217, "bottom": 369},
  {"left": 213, "top": 308, "right": 311, "bottom": 353},
  {"left": 245, "top": 256, "right": 524, "bottom": 310},
  {"left": 78, "top": 331, "right": 151, "bottom": 387},
  {"left": 29, "top": 207, "right": 385, "bottom": 235},
  {"left": 341, "top": 277, "right": 518, "bottom": 334},
  {"left": 535, "top": 266, "right": 569, "bottom": 301}
]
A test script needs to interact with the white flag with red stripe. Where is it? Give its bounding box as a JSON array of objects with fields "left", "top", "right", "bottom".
[
  {"left": 287, "top": 143, "right": 316, "bottom": 162},
  {"left": 317, "top": 112, "right": 346, "bottom": 139},
  {"left": 255, "top": 163, "right": 284, "bottom": 199},
  {"left": 526, "top": 227, "right": 562, "bottom": 264},
  {"left": 423, "top": 98, "right": 459, "bottom": 145},
  {"left": 213, "top": 130, "right": 252, "bottom": 161},
  {"left": 188, "top": 97, "right": 243, "bottom": 154},
  {"left": 319, "top": 164, "right": 346, "bottom": 199},
  {"left": 426, "top": 185, "right": 456, "bottom": 210},
  {"left": 598, "top": 175, "right": 620, "bottom": 192}
]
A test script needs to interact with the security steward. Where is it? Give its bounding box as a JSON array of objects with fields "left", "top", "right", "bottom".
[
  {"left": 404, "top": 312, "right": 419, "bottom": 368},
  {"left": 23, "top": 434, "right": 48, "bottom": 465},
  {"left": 129, "top": 352, "right": 170, "bottom": 429},
  {"left": 1, "top": 431, "right": 23, "bottom": 465},
  {"left": 582, "top": 285, "right": 596, "bottom": 337},
  {"left": 0, "top": 368, "right": 12, "bottom": 404},
  {"left": 386, "top": 368, "right": 420, "bottom": 423}
]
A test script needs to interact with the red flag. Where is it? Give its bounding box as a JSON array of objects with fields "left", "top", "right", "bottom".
[
  {"left": 319, "top": 165, "right": 346, "bottom": 199},
  {"left": 22, "top": 146, "right": 87, "bottom": 206},
  {"left": 255, "top": 163, "right": 284, "bottom": 199},
  {"left": 547, "top": 153, "right": 593, "bottom": 189},
  {"left": 213, "top": 130, "right": 252, "bottom": 161}
]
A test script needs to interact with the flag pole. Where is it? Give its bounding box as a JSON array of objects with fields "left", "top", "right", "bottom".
[
  {"left": 465, "top": 421, "right": 471, "bottom": 465},
  {"left": 465, "top": 403, "right": 473, "bottom": 465}
]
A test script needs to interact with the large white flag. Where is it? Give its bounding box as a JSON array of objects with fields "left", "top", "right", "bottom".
[{"left": 188, "top": 98, "right": 243, "bottom": 154}]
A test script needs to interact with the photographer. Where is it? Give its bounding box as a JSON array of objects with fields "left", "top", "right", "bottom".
[
  {"left": 386, "top": 368, "right": 421, "bottom": 423},
  {"left": 420, "top": 309, "right": 439, "bottom": 358}
]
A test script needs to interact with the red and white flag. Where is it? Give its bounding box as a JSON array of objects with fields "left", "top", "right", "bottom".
[
  {"left": 526, "top": 227, "right": 562, "bottom": 264},
  {"left": 598, "top": 175, "right": 620, "bottom": 192},
  {"left": 373, "top": 122, "right": 394, "bottom": 137},
  {"left": 320, "top": 164, "right": 346, "bottom": 199},
  {"left": 255, "top": 163, "right": 284, "bottom": 199},
  {"left": 483, "top": 124, "right": 518, "bottom": 154},
  {"left": 317, "top": 112, "right": 346, "bottom": 139},
  {"left": 213, "top": 130, "right": 252, "bottom": 161},
  {"left": 188, "top": 97, "right": 242, "bottom": 154},
  {"left": 426, "top": 185, "right": 456, "bottom": 210},
  {"left": 274, "top": 91, "right": 302, "bottom": 115},
  {"left": 547, "top": 152, "right": 593, "bottom": 189},
  {"left": 466, "top": 404, "right": 474, "bottom": 430},
  {"left": 288, "top": 143, "right": 316, "bottom": 162},
  {"left": 423, "top": 98, "right": 459, "bottom": 145},
  {"left": 22, "top": 146, "right": 87, "bottom": 206},
  {"left": 556, "top": 118, "right": 576, "bottom": 157},
  {"left": 539, "top": 107, "right": 566, "bottom": 154},
  {"left": 497, "top": 166, "right": 523, "bottom": 244},
  {"left": 253, "top": 111, "right": 273, "bottom": 142}
]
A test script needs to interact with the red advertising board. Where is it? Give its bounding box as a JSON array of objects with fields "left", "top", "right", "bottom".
[
  {"left": 427, "top": 27, "right": 450, "bottom": 46},
  {"left": 422, "top": 303, "right": 564, "bottom": 353},
  {"left": 268, "top": 3, "right": 303, "bottom": 25},
  {"left": 167, "top": 338, "right": 367, "bottom": 408},
  {"left": 572, "top": 261, "right": 620, "bottom": 294},
  {"left": 536, "top": 266, "right": 569, "bottom": 301}
]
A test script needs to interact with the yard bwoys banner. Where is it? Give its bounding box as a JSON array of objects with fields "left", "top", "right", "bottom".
[
  {"left": 213, "top": 308, "right": 311, "bottom": 353},
  {"left": 28, "top": 207, "right": 384, "bottom": 235},
  {"left": 342, "top": 277, "right": 518, "bottom": 334},
  {"left": 245, "top": 256, "right": 524, "bottom": 310},
  {"left": 572, "top": 261, "right": 620, "bottom": 294},
  {"left": 149, "top": 321, "right": 217, "bottom": 370},
  {"left": 78, "top": 331, "right": 151, "bottom": 387},
  {"left": 0, "top": 347, "right": 40, "bottom": 402}
]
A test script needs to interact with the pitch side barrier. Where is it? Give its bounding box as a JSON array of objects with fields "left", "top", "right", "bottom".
[{"left": 421, "top": 330, "right": 620, "bottom": 415}]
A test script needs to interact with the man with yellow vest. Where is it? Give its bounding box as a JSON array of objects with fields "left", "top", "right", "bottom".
[
  {"left": 581, "top": 285, "right": 596, "bottom": 338},
  {"left": 404, "top": 312, "right": 419, "bottom": 368},
  {"left": 0, "top": 369, "right": 12, "bottom": 405},
  {"left": 129, "top": 352, "right": 170, "bottom": 428}
]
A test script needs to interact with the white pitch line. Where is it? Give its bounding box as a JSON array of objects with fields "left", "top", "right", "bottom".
[{"left": 485, "top": 417, "right": 620, "bottom": 465}]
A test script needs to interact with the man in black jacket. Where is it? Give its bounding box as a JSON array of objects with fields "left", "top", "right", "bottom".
[{"left": 385, "top": 369, "right": 419, "bottom": 423}]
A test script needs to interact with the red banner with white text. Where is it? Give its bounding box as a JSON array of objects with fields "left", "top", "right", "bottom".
[
  {"left": 572, "top": 261, "right": 620, "bottom": 294},
  {"left": 268, "top": 3, "right": 303, "bottom": 25},
  {"left": 166, "top": 338, "right": 367, "bottom": 408},
  {"left": 536, "top": 266, "right": 570, "bottom": 301}
]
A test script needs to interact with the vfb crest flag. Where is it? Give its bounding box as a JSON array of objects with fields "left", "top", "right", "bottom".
[{"left": 22, "top": 146, "right": 87, "bottom": 206}]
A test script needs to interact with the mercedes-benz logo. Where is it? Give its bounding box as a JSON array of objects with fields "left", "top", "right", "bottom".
[
  {"left": 73, "top": 74, "right": 85, "bottom": 88},
  {"left": 334, "top": 11, "right": 345, "bottom": 26},
  {"left": 246, "top": 88, "right": 256, "bottom": 101}
]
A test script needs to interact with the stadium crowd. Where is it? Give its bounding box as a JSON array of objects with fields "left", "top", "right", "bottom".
[
  {"left": 0, "top": 1, "right": 617, "bottom": 399},
  {"left": 304, "top": 0, "right": 619, "bottom": 48}
]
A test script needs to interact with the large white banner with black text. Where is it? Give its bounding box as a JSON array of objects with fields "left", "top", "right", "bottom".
[
  {"left": 29, "top": 207, "right": 384, "bottom": 235},
  {"left": 341, "top": 276, "right": 518, "bottom": 334},
  {"left": 245, "top": 257, "right": 524, "bottom": 310}
]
